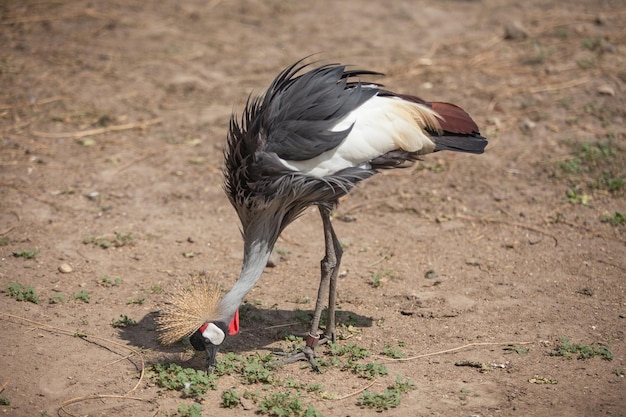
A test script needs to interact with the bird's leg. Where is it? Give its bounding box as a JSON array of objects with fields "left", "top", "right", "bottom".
[
  {"left": 319, "top": 205, "right": 342, "bottom": 343},
  {"left": 270, "top": 205, "right": 342, "bottom": 371},
  {"left": 299, "top": 205, "right": 343, "bottom": 369}
]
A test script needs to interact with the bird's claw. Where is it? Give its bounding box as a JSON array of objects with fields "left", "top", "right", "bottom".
[{"left": 269, "top": 333, "right": 330, "bottom": 372}]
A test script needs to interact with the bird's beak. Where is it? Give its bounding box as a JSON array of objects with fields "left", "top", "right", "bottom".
[{"left": 205, "top": 343, "right": 221, "bottom": 371}]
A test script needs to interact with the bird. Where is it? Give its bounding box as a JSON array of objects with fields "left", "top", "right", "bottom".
[{"left": 156, "top": 59, "right": 488, "bottom": 371}]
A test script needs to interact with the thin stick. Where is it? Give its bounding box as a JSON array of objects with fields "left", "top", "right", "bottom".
[
  {"left": 333, "top": 380, "right": 377, "bottom": 401},
  {"left": 31, "top": 118, "right": 161, "bottom": 139},
  {"left": 386, "top": 341, "right": 534, "bottom": 363},
  {"left": 0, "top": 95, "right": 68, "bottom": 110},
  {"left": 60, "top": 394, "right": 155, "bottom": 417},
  {"left": 456, "top": 214, "right": 558, "bottom": 247},
  {"left": 0, "top": 380, "right": 8, "bottom": 393}
]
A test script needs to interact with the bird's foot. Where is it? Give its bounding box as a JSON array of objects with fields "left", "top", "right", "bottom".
[{"left": 269, "top": 333, "right": 329, "bottom": 372}]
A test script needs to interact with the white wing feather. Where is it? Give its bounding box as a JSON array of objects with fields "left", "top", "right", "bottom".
[{"left": 279, "top": 95, "right": 442, "bottom": 177}]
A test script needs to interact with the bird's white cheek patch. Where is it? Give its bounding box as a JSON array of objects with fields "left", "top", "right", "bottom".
[{"left": 201, "top": 323, "right": 225, "bottom": 345}]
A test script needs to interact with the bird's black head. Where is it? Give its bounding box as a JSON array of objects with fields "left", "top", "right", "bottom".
[{"left": 189, "top": 321, "right": 228, "bottom": 371}]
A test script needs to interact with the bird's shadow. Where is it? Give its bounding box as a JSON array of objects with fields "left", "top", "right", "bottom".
[{"left": 118, "top": 303, "right": 373, "bottom": 365}]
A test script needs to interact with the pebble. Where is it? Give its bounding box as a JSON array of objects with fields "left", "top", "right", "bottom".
[
  {"left": 58, "top": 263, "right": 72, "bottom": 273},
  {"left": 597, "top": 84, "right": 615, "bottom": 96},
  {"left": 504, "top": 20, "right": 528, "bottom": 40}
]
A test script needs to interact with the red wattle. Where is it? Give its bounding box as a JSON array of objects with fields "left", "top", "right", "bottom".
[
  {"left": 199, "top": 323, "right": 208, "bottom": 333},
  {"left": 228, "top": 309, "right": 239, "bottom": 335}
]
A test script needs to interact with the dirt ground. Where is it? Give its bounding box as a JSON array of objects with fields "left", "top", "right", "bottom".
[{"left": 1, "top": 0, "right": 625, "bottom": 416}]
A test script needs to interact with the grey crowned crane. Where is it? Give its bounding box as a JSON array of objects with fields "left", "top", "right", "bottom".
[{"left": 157, "top": 59, "right": 488, "bottom": 371}]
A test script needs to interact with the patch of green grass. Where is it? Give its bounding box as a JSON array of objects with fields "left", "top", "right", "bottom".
[
  {"left": 49, "top": 293, "right": 66, "bottom": 304},
  {"left": 212, "top": 352, "right": 274, "bottom": 385},
  {"left": 328, "top": 342, "right": 370, "bottom": 361},
  {"left": 150, "top": 283, "right": 164, "bottom": 294},
  {"left": 6, "top": 283, "right": 40, "bottom": 304},
  {"left": 221, "top": 389, "right": 241, "bottom": 408},
  {"left": 370, "top": 273, "right": 382, "bottom": 288},
  {"left": 126, "top": 296, "right": 146, "bottom": 305},
  {"left": 381, "top": 342, "right": 405, "bottom": 359},
  {"left": 503, "top": 344, "right": 529, "bottom": 355},
  {"left": 99, "top": 275, "right": 122, "bottom": 287},
  {"left": 613, "top": 369, "right": 624, "bottom": 377},
  {"left": 549, "top": 337, "right": 613, "bottom": 360},
  {"left": 171, "top": 403, "right": 203, "bottom": 417},
  {"left": 73, "top": 290, "right": 91, "bottom": 303},
  {"left": 152, "top": 362, "right": 217, "bottom": 399},
  {"left": 356, "top": 375, "right": 416, "bottom": 411},
  {"left": 258, "top": 392, "right": 322, "bottom": 417},
  {"left": 111, "top": 314, "right": 137, "bottom": 328},
  {"left": 601, "top": 212, "right": 625, "bottom": 226},
  {"left": 566, "top": 188, "right": 591, "bottom": 205},
  {"left": 346, "top": 361, "right": 388, "bottom": 380},
  {"left": 83, "top": 232, "right": 134, "bottom": 249},
  {"left": 0, "top": 395, "right": 10, "bottom": 405},
  {"left": 12, "top": 248, "right": 40, "bottom": 259},
  {"left": 556, "top": 140, "right": 625, "bottom": 196}
]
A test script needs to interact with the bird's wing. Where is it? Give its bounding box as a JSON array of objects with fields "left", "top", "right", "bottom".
[
  {"left": 262, "top": 65, "right": 378, "bottom": 161},
  {"left": 278, "top": 95, "right": 443, "bottom": 177}
]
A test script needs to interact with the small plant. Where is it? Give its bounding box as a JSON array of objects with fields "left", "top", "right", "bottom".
[
  {"left": 99, "top": 275, "right": 122, "bottom": 287},
  {"left": 357, "top": 377, "right": 416, "bottom": 413},
  {"left": 83, "top": 232, "right": 134, "bottom": 249},
  {"left": 83, "top": 236, "right": 112, "bottom": 249},
  {"left": 152, "top": 362, "right": 217, "bottom": 399},
  {"left": 0, "top": 395, "right": 10, "bottom": 405},
  {"left": 566, "top": 189, "right": 590, "bottom": 205},
  {"left": 150, "top": 283, "right": 164, "bottom": 294},
  {"left": 73, "top": 290, "right": 91, "bottom": 303},
  {"left": 381, "top": 342, "right": 405, "bottom": 359},
  {"left": 258, "top": 392, "right": 322, "bottom": 417},
  {"left": 126, "top": 296, "right": 146, "bottom": 305},
  {"left": 504, "top": 344, "right": 529, "bottom": 355},
  {"left": 613, "top": 369, "right": 624, "bottom": 377},
  {"left": 6, "top": 283, "right": 40, "bottom": 304},
  {"left": 549, "top": 337, "right": 613, "bottom": 360},
  {"left": 49, "top": 293, "right": 66, "bottom": 304},
  {"left": 172, "top": 403, "right": 202, "bottom": 417},
  {"left": 221, "top": 389, "right": 241, "bottom": 408},
  {"left": 347, "top": 362, "right": 388, "bottom": 379},
  {"left": 12, "top": 248, "right": 40, "bottom": 259},
  {"left": 241, "top": 355, "right": 273, "bottom": 384},
  {"left": 328, "top": 342, "right": 370, "bottom": 361},
  {"left": 370, "top": 273, "right": 382, "bottom": 288},
  {"left": 112, "top": 314, "right": 137, "bottom": 328},
  {"left": 601, "top": 211, "right": 625, "bottom": 226}
]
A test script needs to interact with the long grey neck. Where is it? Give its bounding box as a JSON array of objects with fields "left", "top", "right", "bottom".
[{"left": 216, "top": 238, "right": 272, "bottom": 322}]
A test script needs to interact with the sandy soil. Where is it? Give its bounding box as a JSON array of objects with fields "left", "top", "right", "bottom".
[{"left": 1, "top": 0, "right": 625, "bottom": 416}]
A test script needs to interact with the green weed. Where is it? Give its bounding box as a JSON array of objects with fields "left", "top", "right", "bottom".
[
  {"left": 550, "top": 337, "right": 613, "bottom": 360},
  {"left": 111, "top": 314, "right": 137, "bottom": 328},
  {"left": 99, "top": 275, "right": 122, "bottom": 287},
  {"left": 83, "top": 232, "right": 134, "bottom": 249},
  {"left": 48, "top": 293, "right": 66, "bottom": 304},
  {"left": 221, "top": 389, "right": 241, "bottom": 408},
  {"left": 381, "top": 342, "right": 405, "bottom": 359},
  {"left": 12, "top": 248, "right": 39, "bottom": 259},
  {"left": 6, "top": 283, "right": 40, "bottom": 304},
  {"left": 126, "top": 296, "right": 146, "bottom": 305},
  {"left": 258, "top": 392, "right": 322, "bottom": 417},
  {"left": 73, "top": 290, "right": 90, "bottom": 303},
  {"left": 601, "top": 212, "right": 625, "bottom": 226},
  {"left": 152, "top": 363, "right": 217, "bottom": 399},
  {"left": 357, "top": 375, "right": 416, "bottom": 411},
  {"left": 0, "top": 395, "right": 10, "bottom": 405},
  {"left": 171, "top": 403, "right": 202, "bottom": 417}
]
